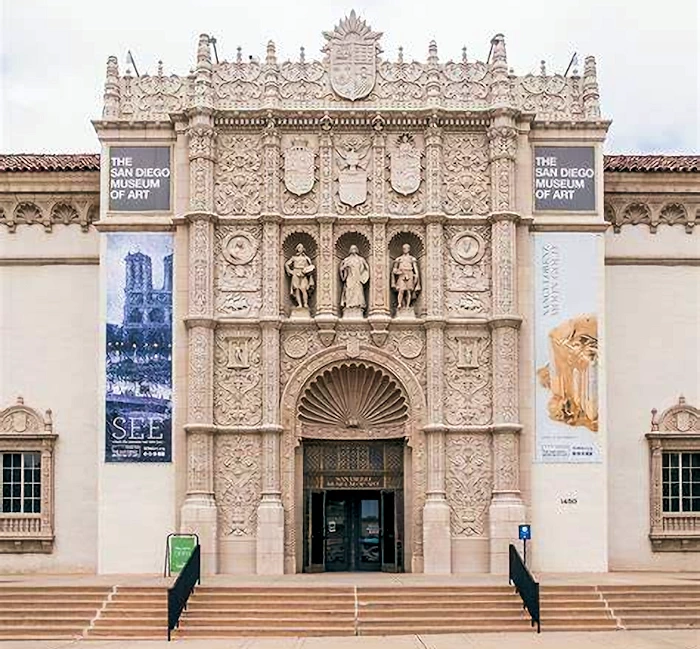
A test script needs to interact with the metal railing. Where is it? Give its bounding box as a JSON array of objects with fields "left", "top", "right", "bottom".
[
  {"left": 167, "top": 544, "right": 200, "bottom": 640},
  {"left": 509, "top": 543, "right": 540, "bottom": 633}
]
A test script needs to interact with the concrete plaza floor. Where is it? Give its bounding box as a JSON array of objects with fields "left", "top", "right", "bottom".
[{"left": 0, "top": 630, "right": 697, "bottom": 649}]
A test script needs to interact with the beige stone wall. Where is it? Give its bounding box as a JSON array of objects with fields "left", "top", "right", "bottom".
[
  {"left": 606, "top": 226, "right": 700, "bottom": 570},
  {"left": 0, "top": 227, "right": 100, "bottom": 572}
]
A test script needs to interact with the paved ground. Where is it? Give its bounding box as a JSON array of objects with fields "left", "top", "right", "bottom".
[{"left": 0, "top": 631, "right": 697, "bottom": 649}]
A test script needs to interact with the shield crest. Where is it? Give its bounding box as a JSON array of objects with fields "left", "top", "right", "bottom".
[
  {"left": 390, "top": 134, "right": 421, "bottom": 195},
  {"left": 339, "top": 169, "right": 367, "bottom": 206},
  {"left": 323, "top": 11, "right": 382, "bottom": 101},
  {"left": 284, "top": 140, "right": 315, "bottom": 196}
]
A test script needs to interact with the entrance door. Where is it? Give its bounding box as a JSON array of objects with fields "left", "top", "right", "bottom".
[{"left": 380, "top": 490, "right": 398, "bottom": 572}]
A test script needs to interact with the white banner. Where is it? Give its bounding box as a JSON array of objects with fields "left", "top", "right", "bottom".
[{"left": 534, "top": 233, "right": 601, "bottom": 463}]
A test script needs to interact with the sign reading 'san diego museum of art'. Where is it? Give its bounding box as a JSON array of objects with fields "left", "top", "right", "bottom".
[
  {"left": 534, "top": 146, "right": 596, "bottom": 212},
  {"left": 109, "top": 146, "right": 171, "bottom": 212}
]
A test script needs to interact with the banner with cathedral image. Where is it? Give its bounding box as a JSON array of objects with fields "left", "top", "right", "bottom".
[
  {"left": 105, "top": 233, "right": 173, "bottom": 462},
  {"left": 534, "top": 233, "right": 601, "bottom": 463}
]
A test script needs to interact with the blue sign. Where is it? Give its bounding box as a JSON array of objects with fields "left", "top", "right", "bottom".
[
  {"left": 105, "top": 233, "right": 173, "bottom": 463},
  {"left": 519, "top": 524, "right": 532, "bottom": 540}
]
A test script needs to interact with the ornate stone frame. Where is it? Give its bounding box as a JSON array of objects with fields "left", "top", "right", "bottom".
[
  {"left": 646, "top": 396, "right": 700, "bottom": 551},
  {"left": 280, "top": 344, "right": 427, "bottom": 573},
  {"left": 0, "top": 397, "right": 57, "bottom": 553}
]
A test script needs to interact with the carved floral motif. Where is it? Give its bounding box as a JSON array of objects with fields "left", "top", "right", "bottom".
[
  {"left": 214, "top": 134, "right": 262, "bottom": 215},
  {"left": 441, "top": 133, "right": 490, "bottom": 215},
  {"left": 215, "top": 434, "right": 261, "bottom": 536},
  {"left": 446, "top": 434, "right": 492, "bottom": 536}
]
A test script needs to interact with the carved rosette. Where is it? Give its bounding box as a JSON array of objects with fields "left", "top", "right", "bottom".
[
  {"left": 188, "top": 125, "right": 216, "bottom": 213},
  {"left": 446, "top": 434, "right": 492, "bottom": 536},
  {"left": 215, "top": 434, "right": 262, "bottom": 536}
]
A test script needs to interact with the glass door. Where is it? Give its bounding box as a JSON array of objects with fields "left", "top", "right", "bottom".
[
  {"left": 357, "top": 496, "right": 381, "bottom": 571},
  {"left": 380, "top": 490, "right": 398, "bottom": 572},
  {"left": 325, "top": 493, "right": 349, "bottom": 571},
  {"left": 305, "top": 490, "right": 325, "bottom": 572}
]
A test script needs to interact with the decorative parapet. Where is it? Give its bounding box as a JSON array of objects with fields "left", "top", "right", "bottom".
[
  {"left": 0, "top": 196, "right": 99, "bottom": 233},
  {"left": 646, "top": 396, "right": 700, "bottom": 552},
  {"left": 98, "top": 12, "right": 601, "bottom": 122},
  {"left": 604, "top": 198, "right": 697, "bottom": 234}
]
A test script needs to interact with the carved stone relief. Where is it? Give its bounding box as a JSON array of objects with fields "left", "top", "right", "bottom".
[
  {"left": 280, "top": 328, "right": 325, "bottom": 390},
  {"left": 387, "top": 132, "right": 425, "bottom": 215},
  {"left": 280, "top": 135, "right": 319, "bottom": 215},
  {"left": 214, "top": 329, "right": 262, "bottom": 426},
  {"left": 214, "top": 225, "right": 262, "bottom": 317},
  {"left": 215, "top": 434, "right": 262, "bottom": 537},
  {"left": 446, "top": 434, "right": 492, "bottom": 536},
  {"left": 334, "top": 134, "right": 372, "bottom": 214},
  {"left": 444, "top": 225, "right": 492, "bottom": 317},
  {"left": 214, "top": 133, "right": 262, "bottom": 215},
  {"left": 605, "top": 197, "right": 697, "bottom": 234},
  {"left": 444, "top": 329, "right": 492, "bottom": 426},
  {"left": 441, "top": 133, "right": 490, "bottom": 215},
  {"left": 282, "top": 231, "right": 318, "bottom": 316},
  {"left": 0, "top": 196, "right": 97, "bottom": 233}
]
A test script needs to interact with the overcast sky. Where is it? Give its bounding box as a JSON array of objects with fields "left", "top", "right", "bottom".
[{"left": 1, "top": 0, "right": 698, "bottom": 154}]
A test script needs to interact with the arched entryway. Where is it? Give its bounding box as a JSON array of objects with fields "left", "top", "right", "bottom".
[{"left": 280, "top": 344, "right": 427, "bottom": 573}]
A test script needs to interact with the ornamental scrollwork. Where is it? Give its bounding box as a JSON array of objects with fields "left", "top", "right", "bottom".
[
  {"left": 214, "top": 134, "right": 262, "bottom": 215},
  {"left": 441, "top": 133, "right": 490, "bottom": 215}
]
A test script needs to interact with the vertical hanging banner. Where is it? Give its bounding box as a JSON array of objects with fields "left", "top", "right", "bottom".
[
  {"left": 105, "top": 233, "right": 173, "bottom": 462},
  {"left": 534, "top": 233, "right": 601, "bottom": 463}
]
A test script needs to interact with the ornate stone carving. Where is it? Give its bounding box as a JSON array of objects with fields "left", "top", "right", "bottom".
[
  {"left": 0, "top": 197, "right": 97, "bottom": 233},
  {"left": 282, "top": 332, "right": 309, "bottom": 359},
  {"left": 188, "top": 328, "right": 211, "bottom": 423},
  {"left": 214, "top": 134, "right": 262, "bottom": 215},
  {"left": 280, "top": 329, "right": 325, "bottom": 389},
  {"left": 214, "top": 329, "right": 262, "bottom": 426},
  {"left": 335, "top": 135, "right": 372, "bottom": 211},
  {"left": 284, "top": 243, "right": 315, "bottom": 311},
  {"left": 215, "top": 434, "right": 261, "bottom": 536},
  {"left": 322, "top": 11, "right": 381, "bottom": 101},
  {"left": 391, "top": 243, "right": 421, "bottom": 313},
  {"left": 339, "top": 244, "right": 370, "bottom": 317},
  {"left": 441, "top": 133, "right": 490, "bottom": 215},
  {"left": 283, "top": 138, "right": 316, "bottom": 196},
  {"left": 444, "top": 331, "right": 492, "bottom": 426},
  {"left": 187, "top": 431, "right": 212, "bottom": 493},
  {"left": 446, "top": 434, "right": 492, "bottom": 536},
  {"left": 605, "top": 198, "right": 696, "bottom": 235},
  {"left": 493, "top": 432, "right": 519, "bottom": 492},
  {"left": 214, "top": 225, "right": 262, "bottom": 317},
  {"left": 651, "top": 395, "right": 700, "bottom": 432},
  {"left": 449, "top": 230, "right": 485, "bottom": 265},
  {"left": 445, "top": 225, "right": 492, "bottom": 316},
  {"left": 390, "top": 133, "right": 422, "bottom": 196},
  {"left": 492, "top": 325, "right": 519, "bottom": 424}
]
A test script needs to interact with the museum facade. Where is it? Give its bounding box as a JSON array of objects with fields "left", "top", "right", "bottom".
[{"left": 0, "top": 12, "right": 698, "bottom": 576}]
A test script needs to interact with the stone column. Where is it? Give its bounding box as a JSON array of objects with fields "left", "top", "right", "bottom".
[
  {"left": 423, "top": 213, "right": 451, "bottom": 574},
  {"left": 256, "top": 207, "right": 285, "bottom": 574},
  {"left": 369, "top": 215, "right": 390, "bottom": 344},
  {"left": 487, "top": 120, "right": 525, "bottom": 574}
]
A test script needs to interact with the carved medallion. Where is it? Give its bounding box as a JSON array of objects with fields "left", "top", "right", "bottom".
[
  {"left": 284, "top": 139, "right": 315, "bottom": 196},
  {"left": 222, "top": 231, "right": 257, "bottom": 265},
  {"left": 322, "top": 11, "right": 382, "bottom": 101},
  {"left": 390, "top": 134, "right": 421, "bottom": 196},
  {"left": 283, "top": 332, "right": 309, "bottom": 359},
  {"left": 450, "top": 231, "right": 485, "bottom": 265},
  {"left": 398, "top": 333, "right": 423, "bottom": 359}
]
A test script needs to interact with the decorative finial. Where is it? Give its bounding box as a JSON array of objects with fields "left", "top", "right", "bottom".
[
  {"left": 236, "top": 46, "right": 242, "bottom": 63},
  {"left": 157, "top": 60, "right": 163, "bottom": 76},
  {"left": 428, "top": 40, "right": 438, "bottom": 64},
  {"left": 197, "top": 33, "right": 211, "bottom": 66},
  {"left": 679, "top": 395, "right": 687, "bottom": 406},
  {"left": 651, "top": 408, "right": 659, "bottom": 431},
  {"left": 462, "top": 46, "right": 467, "bottom": 63},
  {"left": 44, "top": 409, "right": 52, "bottom": 430},
  {"left": 266, "top": 40, "right": 277, "bottom": 65},
  {"left": 540, "top": 60, "right": 547, "bottom": 76},
  {"left": 490, "top": 33, "right": 507, "bottom": 66},
  {"left": 583, "top": 55, "right": 601, "bottom": 118},
  {"left": 398, "top": 46, "right": 404, "bottom": 63},
  {"left": 300, "top": 46, "right": 306, "bottom": 63},
  {"left": 16, "top": 396, "right": 24, "bottom": 406}
]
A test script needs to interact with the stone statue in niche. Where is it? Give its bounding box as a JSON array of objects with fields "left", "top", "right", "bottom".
[
  {"left": 339, "top": 245, "right": 370, "bottom": 318},
  {"left": 284, "top": 243, "right": 315, "bottom": 316},
  {"left": 391, "top": 243, "right": 421, "bottom": 316}
]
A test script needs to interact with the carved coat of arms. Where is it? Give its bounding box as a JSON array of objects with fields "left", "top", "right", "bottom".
[
  {"left": 336, "top": 138, "right": 371, "bottom": 207},
  {"left": 390, "top": 134, "right": 421, "bottom": 195},
  {"left": 283, "top": 139, "right": 315, "bottom": 196},
  {"left": 322, "top": 11, "right": 382, "bottom": 101}
]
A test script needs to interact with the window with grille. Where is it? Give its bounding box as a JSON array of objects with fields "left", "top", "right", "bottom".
[
  {"left": 1, "top": 452, "right": 42, "bottom": 514},
  {"left": 662, "top": 452, "right": 700, "bottom": 513}
]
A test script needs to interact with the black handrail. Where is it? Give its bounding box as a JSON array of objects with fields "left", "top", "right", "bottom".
[
  {"left": 167, "top": 544, "right": 200, "bottom": 641},
  {"left": 509, "top": 543, "right": 540, "bottom": 633}
]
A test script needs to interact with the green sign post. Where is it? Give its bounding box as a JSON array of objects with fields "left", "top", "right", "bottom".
[{"left": 166, "top": 534, "right": 197, "bottom": 576}]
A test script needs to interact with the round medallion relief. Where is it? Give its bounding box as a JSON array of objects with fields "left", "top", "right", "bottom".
[
  {"left": 398, "top": 333, "right": 423, "bottom": 359},
  {"left": 450, "top": 231, "right": 485, "bottom": 265},
  {"left": 222, "top": 231, "right": 257, "bottom": 265},
  {"left": 283, "top": 332, "right": 309, "bottom": 359}
]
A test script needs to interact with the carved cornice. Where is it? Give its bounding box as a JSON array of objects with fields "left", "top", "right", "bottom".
[
  {"left": 605, "top": 197, "right": 697, "bottom": 234},
  {"left": 0, "top": 195, "right": 98, "bottom": 233}
]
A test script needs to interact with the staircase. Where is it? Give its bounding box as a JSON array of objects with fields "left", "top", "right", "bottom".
[
  {"left": 540, "top": 586, "right": 617, "bottom": 631},
  {"left": 599, "top": 584, "right": 700, "bottom": 630},
  {"left": 0, "top": 585, "right": 111, "bottom": 640},
  {"left": 177, "top": 587, "right": 356, "bottom": 637},
  {"left": 87, "top": 586, "right": 168, "bottom": 639}
]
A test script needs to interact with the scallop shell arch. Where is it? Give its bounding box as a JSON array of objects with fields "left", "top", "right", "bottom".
[{"left": 298, "top": 362, "right": 408, "bottom": 429}]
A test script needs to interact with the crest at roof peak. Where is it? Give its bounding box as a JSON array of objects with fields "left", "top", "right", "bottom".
[{"left": 322, "top": 10, "right": 383, "bottom": 45}]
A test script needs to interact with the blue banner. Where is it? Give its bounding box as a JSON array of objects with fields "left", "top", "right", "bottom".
[{"left": 105, "top": 233, "right": 173, "bottom": 462}]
